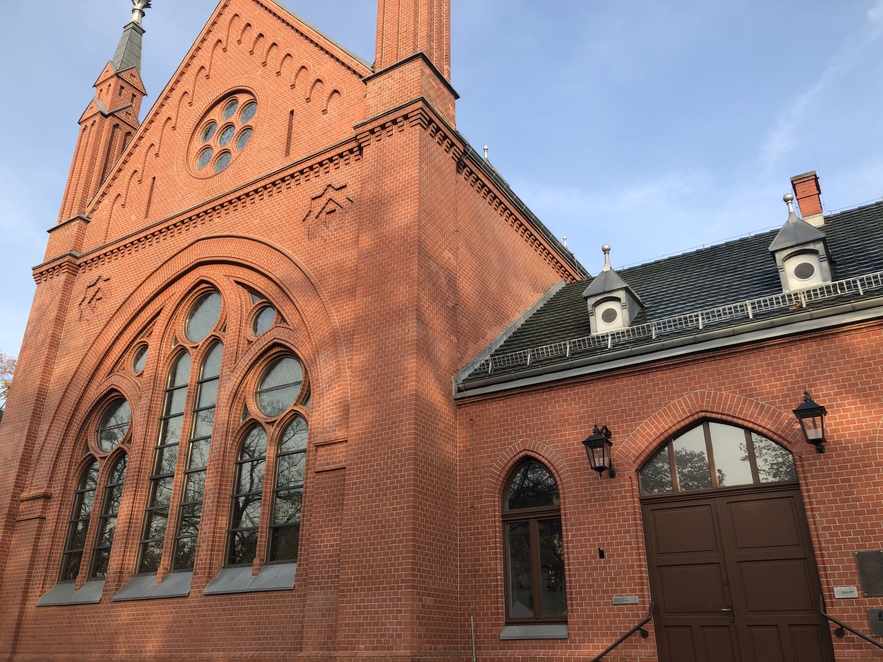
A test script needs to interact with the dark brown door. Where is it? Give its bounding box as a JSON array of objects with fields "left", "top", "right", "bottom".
[{"left": 642, "top": 485, "right": 834, "bottom": 662}]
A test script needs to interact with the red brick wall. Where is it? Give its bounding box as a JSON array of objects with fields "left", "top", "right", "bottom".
[
  {"left": 456, "top": 321, "right": 883, "bottom": 660},
  {"left": 0, "top": 0, "right": 583, "bottom": 658}
]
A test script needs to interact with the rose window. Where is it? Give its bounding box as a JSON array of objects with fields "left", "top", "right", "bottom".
[{"left": 191, "top": 93, "right": 257, "bottom": 177}]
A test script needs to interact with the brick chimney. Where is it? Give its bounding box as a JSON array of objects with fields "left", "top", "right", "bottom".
[
  {"left": 790, "top": 171, "right": 825, "bottom": 228},
  {"left": 375, "top": 0, "right": 451, "bottom": 80}
]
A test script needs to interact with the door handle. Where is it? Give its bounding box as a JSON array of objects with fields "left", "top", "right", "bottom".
[{"left": 721, "top": 604, "right": 734, "bottom": 623}]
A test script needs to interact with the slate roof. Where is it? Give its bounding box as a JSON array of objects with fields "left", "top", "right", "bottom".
[{"left": 458, "top": 200, "right": 883, "bottom": 389}]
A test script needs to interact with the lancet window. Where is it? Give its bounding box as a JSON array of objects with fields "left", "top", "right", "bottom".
[{"left": 501, "top": 460, "right": 568, "bottom": 623}]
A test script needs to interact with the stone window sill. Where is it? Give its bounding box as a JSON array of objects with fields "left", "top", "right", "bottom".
[
  {"left": 499, "top": 623, "right": 569, "bottom": 640},
  {"left": 36, "top": 580, "right": 105, "bottom": 606},
  {"left": 203, "top": 562, "right": 296, "bottom": 595},
  {"left": 112, "top": 571, "right": 192, "bottom": 601}
]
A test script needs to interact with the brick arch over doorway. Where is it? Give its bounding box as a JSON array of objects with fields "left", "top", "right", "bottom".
[{"left": 620, "top": 390, "right": 805, "bottom": 471}]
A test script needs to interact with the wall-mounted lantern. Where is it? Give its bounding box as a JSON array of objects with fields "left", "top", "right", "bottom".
[
  {"left": 582, "top": 424, "right": 616, "bottom": 478},
  {"left": 793, "top": 391, "right": 828, "bottom": 453}
]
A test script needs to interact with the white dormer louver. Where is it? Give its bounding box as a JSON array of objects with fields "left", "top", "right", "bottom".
[
  {"left": 769, "top": 194, "right": 832, "bottom": 293},
  {"left": 582, "top": 245, "right": 644, "bottom": 335}
]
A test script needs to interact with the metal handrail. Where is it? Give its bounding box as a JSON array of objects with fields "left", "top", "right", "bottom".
[
  {"left": 590, "top": 602, "right": 655, "bottom": 662},
  {"left": 819, "top": 594, "right": 883, "bottom": 650}
]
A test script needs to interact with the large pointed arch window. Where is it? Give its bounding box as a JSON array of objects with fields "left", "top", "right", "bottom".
[
  {"left": 502, "top": 460, "right": 567, "bottom": 623},
  {"left": 225, "top": 354, "right": 310, "bottom": 568},
  {"left": 59, "top": 460, "right": 100, "bottom": 582},
  {"left": 639, "top": 422, "right": 798, "bottom": 496},
  {"left": 137, "top": 288, "right": 224, "bottom": 574},
  {"left": 57, "top": 395, "right": 133, "bottom": 583},
  {"left": 90, "top": 454, "right": 128, "bottom": 579},
  {"left": 172, "top": 341, "right": 223, "bottom": 570}
]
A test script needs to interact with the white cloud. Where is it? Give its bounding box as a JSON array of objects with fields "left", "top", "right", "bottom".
[{"left": 760, "top": 0, "right": 883, "bottom": 168}]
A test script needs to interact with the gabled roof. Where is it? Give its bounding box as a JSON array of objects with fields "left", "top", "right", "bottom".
[
  {"left": 582, "top": 265, "right": 643, "bottom": 304},
  {"left": 457, "top": 200, "right": 883, "bottom": 392},
  {"left": 769, "top": 208, "right": 827, "bottom": 252}
]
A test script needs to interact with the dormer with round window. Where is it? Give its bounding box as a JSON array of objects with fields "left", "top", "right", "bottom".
[
  {"left": 769, "top": 194, "right": 832, "bottom": 292},
  {"left": 582, "top": 245, "right": 644, "bottom": 335}
]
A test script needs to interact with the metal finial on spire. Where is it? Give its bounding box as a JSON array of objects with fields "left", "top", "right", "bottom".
[
  {"left": 601, "top": 244, "right": 612, "bottom": 272},
  {"left": 784, "top": 193, "right": 795, "bottom": 215},
  {"left": 131, "top": 0, "right": 152, "bottom": 26}
]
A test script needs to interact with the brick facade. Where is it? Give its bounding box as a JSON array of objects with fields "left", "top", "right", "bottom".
[{"left": 0, "top": 1, "right": 878, "bottom": 660}]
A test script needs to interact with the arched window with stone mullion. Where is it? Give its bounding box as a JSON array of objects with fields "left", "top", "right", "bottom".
[
  {"left": 138, "top": 352, "right": 191, "bottom": 574},
  {"left": 59, "top": 460, "right": 100, "bottom": 582},
  {"left": 90, "top": 453, "right": 128, "bottom": 579},
  {"left": 172, "top": 342, "right": 223, "bottom": 570}
]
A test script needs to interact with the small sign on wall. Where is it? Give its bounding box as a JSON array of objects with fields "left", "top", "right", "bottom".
[
  {"left": 834, "top": 586, "right": 859, "bottom": 599},
  {"left": 612, "top": 596, "right": 639, "bottom": 605}
]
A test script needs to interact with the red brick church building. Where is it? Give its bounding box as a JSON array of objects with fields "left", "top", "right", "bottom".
[{"left": 2, "top": 1, "right": 883, "bottom": 659}]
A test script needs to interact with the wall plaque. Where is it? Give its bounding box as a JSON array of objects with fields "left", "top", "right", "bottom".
[
  {"left": 612, "top": 596, "right": 639, "bottom": 605},
  {"left": 856, "top": 551, "right": 883, "bottom": 596},
  {"left": 834, "top": 586, "right": 859, "bottom": 599},
  {"left": 868, "top": 609, "right": 883, "bottom": 638}
]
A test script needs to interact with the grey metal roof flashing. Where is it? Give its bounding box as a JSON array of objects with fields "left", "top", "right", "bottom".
[
  {"left": 769, "top": 208, "right": 828, "bottom": 253},
  {"left": 110, "top": 21, "right": 145, "bottom": 74}
]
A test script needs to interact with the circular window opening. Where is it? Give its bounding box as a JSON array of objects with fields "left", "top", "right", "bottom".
[
  {"left": 190, "top": 93, "right": 257, "bottom": 177},
  {"left": 222, "top": 99, "right": 239, "bottom": 120},
  {"left": 256, "top": 357, "right": 303, "bottom": 417},
  {"left": 252, "top": 306, "right": 276, "bottom": 336},
  {"left": 132, "top": 345, "right": 148, "bottom": 373},
  {"left": 196, "top": 147, "right": 213, "bottom": 170},
  {"left": 97, "top": 400, "right": 131, "bottom": 452},
  {"left": 214, "top": 152, "right": 232, "bottom": 173},
  {"left": 218, "top": 124, "right": 236, "bottom": 147},
  {"left": 794, "top": 262, "right": 815, "bottom": 280},
  {"left": 240, "top": 102, "right": 257, "bottom": 124},
  {"left": 600, "top": 307, "right": 619, "bottom": 324},
  {"left": 185, "top": 292, "right": 222, "bottom": 343},
  {"left": 236, "top": 128, "right": 253, "bottom": 151},
  {"left": 200, "top": 122, "right": 217, "bottom": 143}
]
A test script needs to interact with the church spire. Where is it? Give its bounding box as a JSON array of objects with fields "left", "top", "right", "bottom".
[
  {"left": 110, "top": 1, "right": 152, "bottom": 73},
  {"left": 55, "top": 1, "right": 149, "bottom": 225}
]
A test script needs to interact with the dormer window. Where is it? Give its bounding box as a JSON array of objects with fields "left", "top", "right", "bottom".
[
  {"left": 782, "top": 250, "right": 824, "bottom": 290},
  {"left": 769, "top": 194, "right": 832, "bottom": 293},
  {"left": 594, "top": 298, "right": 625, "bottom": 331},
  {"left": 583, "top": 245, "right": 644, "bottom": 335}
]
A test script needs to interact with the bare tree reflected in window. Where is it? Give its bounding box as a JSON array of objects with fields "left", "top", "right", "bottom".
[
  {"left": 639, "top": 423, "right": 798, "bottom": 496},
  {"left": 502, "top": 460, "right": 567, "bottom": 623},
  {"left": 752, "top": 434, "right": 798, "bottom": 483},
  {"left": 227, "top": 425, "right": 267, "bottom": 565}
]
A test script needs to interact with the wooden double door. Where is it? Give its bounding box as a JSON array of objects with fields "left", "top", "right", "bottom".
[{"left": 642, "top": 485, "right": 834, "bottom": 662}]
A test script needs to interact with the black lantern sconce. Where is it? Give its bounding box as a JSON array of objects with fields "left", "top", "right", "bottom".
[
  {"left": 793, "top": 391, "right": 828, "bottom": 453},
  {"left": 582, "top": 424, "right": 615, "bottom": 478}
]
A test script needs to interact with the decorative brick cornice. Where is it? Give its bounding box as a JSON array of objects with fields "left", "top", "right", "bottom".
[
  {"left": 354, "top": 98, "right": 463, "bottom": 162},
  {"left": 457, "top": 160, "right": 575, "bottom": 281},
  {"left": 32, "top": 253, "right": 80, "bottom": 285},
  {"left": 355, "top": 98, "right": 580, "bottom": 282},
  {"left": 35, "top": 140, "right": 362, "bottom": 282}
]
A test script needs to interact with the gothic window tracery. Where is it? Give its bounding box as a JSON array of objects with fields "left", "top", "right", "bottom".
[
  {"left": 226, "top": 353, "right": 310, "bottom": 567},
  {"left": 58, "top": 395, "right": 133, "bottom": 584}
]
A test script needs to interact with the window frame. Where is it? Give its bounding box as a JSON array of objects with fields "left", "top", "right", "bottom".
[
  {"left": 223, "top": 351, "right": 311, "bottom": 570},
  {"left": 500, "top": 459, "right": 568, "bottom": 625},
  {"left": 638, "top": 420, "right": 799, "bottom": 498}
]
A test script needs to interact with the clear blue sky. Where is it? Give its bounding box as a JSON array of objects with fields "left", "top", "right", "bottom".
[{"left": 2, "top": 0, "right": 882, "bottom": 357}]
